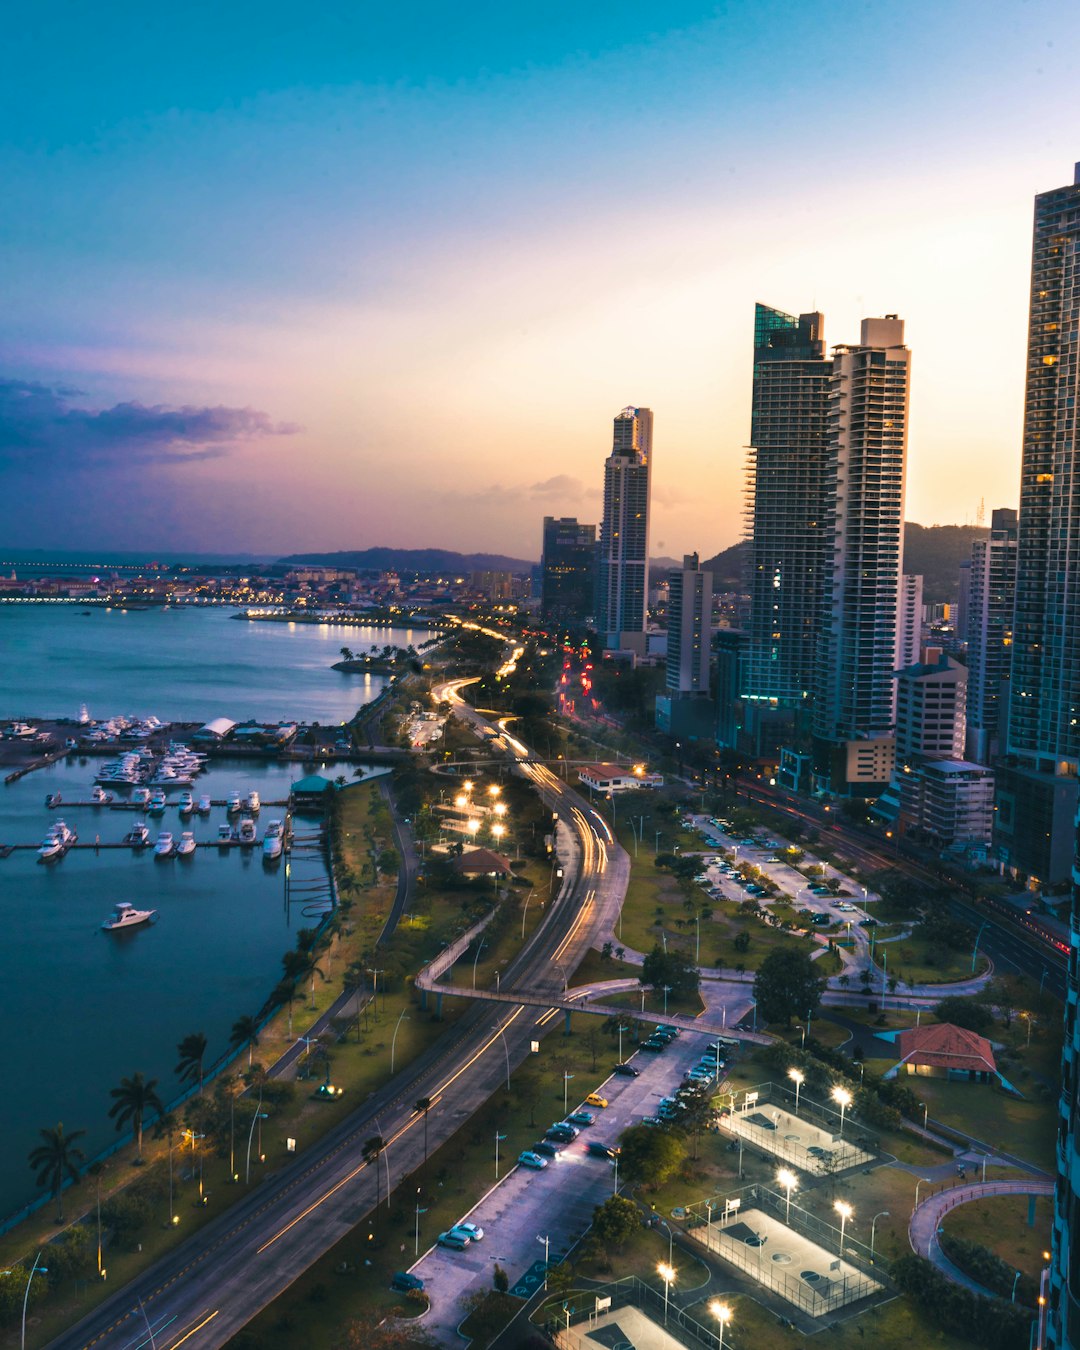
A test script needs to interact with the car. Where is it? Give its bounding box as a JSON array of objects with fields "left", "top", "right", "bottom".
[
  {"left": 585, "top": 1093, "right": 608, "bottom": 1108},
  {"left": 687, "top": 1069, "right": 715, "bottom": 1084},
  {"left": 566, "top": 1110, "right": 595, "bottom": 1127},
  {"left": 438, "top": 1230, "right": 471, "bottom": 1250},
  {"left": 860, "top": 917, "right": 879, "bottom": 927},
  {"left": 641, "top": 1114, "right": 664, "bottom": 1126},
  {"left": 518, "top": 1151, "right": 548, "bottom": 1169},
  {"left": 655, "top": 1024, "right": 680, "bottom": 1039},
  {"left": 533, "top": 1139, "right": 560, "bottom": 1158},
  {"left": 613, "top": 1062, "right": 640, "bottom": 1077},
  {"left": 451, "top": 1221, "right": 484, "bottom": 1242},
  {"left": 836, "top": 902, "right": 855, "bottom": 912},
  {"left": 586, "top": 1141, "right": 620, "bottom": 1159},
  {"left": 641, "top": 1039, "right": 666, "bottom": 1052},
  {"left": 391, "top": 1271, "right": 425, "bottom": 1292},
  {"left": 546, "top": 1123, "right": 579, "bottom": 1140}
]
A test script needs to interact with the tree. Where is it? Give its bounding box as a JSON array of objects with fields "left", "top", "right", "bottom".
[
  {"left": 175, "top": 1032, "right": 209, "bottom": 1093},
  {"left": 617, "top": 1123, "right": 686, "bottom": 1188},
  {"left": 415, "top": 1097, "right": 433, "bottom": 1161},
  {"left": 229, "top": 1015, "right": 261, "bottom": 1069},
  {"left": 640, "top": 945, "right": 700, "bottom": 1000},
  {"left": 28, "top": 1122, "right": 86, "bottom": 1222},
  {"left": 108, "top": 1072, "right": 164, "bottom": 1163},
  {"left": 753, "top": 948, "right": 824, "bottom": 1027},
  {"left": 333, "top": 1310, "right": 435, "bottom": 1349},
  {"left": 493, "top": 1263, "right": 509, "bottom": 1293},
  {"left": 362, "top": 1135, "right": 385, "bottom": 1211},
  {"left": 591, "top": 1194, "right": 640, "bottom": 1248}
]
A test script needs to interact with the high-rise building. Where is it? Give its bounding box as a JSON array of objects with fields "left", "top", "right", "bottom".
[
  {"left": 743, "top": 305, "right": 831, "bottom": 715},
  {"left": 596, "top": 406, "right": 653, "bottom": 653},
  {"left": 896, "top": 574, "right": 924, "bottom": 672},
  {"left": 894, "top": 648, "right": 967, "bottom": 764},
  {"left": 998, "top": 164, "right": 1080, "bottom": 885},
  {"left": 812, "top": 317, "right": 911, "bottom": 791},
  {"left": 966, "top": 507, "right": 1017, "bottom": 764},
  {"left": 665, "top": 554, "right": 712, "bottom": 695},
  {"left": 955, "top": 560, "right": 972, "bottom": 645},
  {"left": 540, "top": 517, "right": 596, "bottom": 627}
]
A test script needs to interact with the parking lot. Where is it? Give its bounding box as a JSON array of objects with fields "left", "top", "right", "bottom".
[{"left": 411, "top": 1029, "right": 733, "bottom": 1342}]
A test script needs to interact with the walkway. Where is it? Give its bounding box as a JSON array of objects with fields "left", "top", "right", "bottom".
[{"left": 908, "top": 1178, "right": 1054, "bottom": 1295}]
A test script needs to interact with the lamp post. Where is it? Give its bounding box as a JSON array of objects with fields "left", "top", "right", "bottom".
[
  {"left": 914, "top": 1177, "right": 931, "bottom": 1212},
  {"left": 245, "top": 1087, "right": 268, "bottom": 1184},
  {"left": 182, "top": 1128, "right": 206, "bottom": 1201},
  {"left": 709, "top": 1300, "right": 732, "bottom": 1350},
  {"left": 832, "top": 1085, "right": 852, "bottom": 1139},
  {"left": 563, "top": 1070, "right": 574, "bottom": 1115},
  {"left": 695, "top": 914, "right": 701, "bottom": 964},
  {"left": 390, "top": 1008, "right": 410, "bottom": 1074},
  {"left": 834, "top": 1200, "right": 853, "bottom": 1256},
  {"left": 777, "top": 1169, "right": 797, "bottom": 1224},
  {"left": 495, "top": 1130, "right": 507, "bottom": 1179},
  {"left": 662, "top": 985, "right": 672, "bottom": 1016},
  {"left": 789, "top": 1067, "right": 804, "bottom": 1116},
  {"left": 657, "top": 1262, "right": 675, "bottom": 1326},
  {"left": 414, "top": 1191, "right": 427, "bottom": 1256},
  {"left": 1012, "top": 1269, "right": 1022, "bottom": 1302},
  {"left": 971, "top": 922, "right": 989, "bottom": 975},
  {"left": 520, "top": 888, "right": 536, "bottom": 940},
  {"left": 472, "top": 938, "right": 487, "bottom": 989},
  {"left": 366, "top": 967, "right": 384, "bottom": 1021},
  {"left": 537, "top": 1234, "right": 550, "bottom": 1289},
  {"left": 493, "top": 1020, "right": 511, "bottom": 1090},
  {"left": 870, "top": 1210, "right": 890, "bottom": 1260},
  {"left": 20, "top": 1252, "right": 47, "bottom": 1350}
]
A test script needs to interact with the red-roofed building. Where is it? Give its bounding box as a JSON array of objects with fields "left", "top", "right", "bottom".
[
  {"left": 893, "top": 1022, "right": 998, "bottom": 1084},
  {"left": 452, "top": 848, "right": 513, "bottom": 876}
]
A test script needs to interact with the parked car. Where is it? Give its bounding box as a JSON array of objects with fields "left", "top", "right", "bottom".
[
  {"left": 641, "top": 1115, "right": 664, "bottom": 1126},
  {"left": 585, "top": 1093, "right": 608, "bottom": 1108},
  {"left": 566, "top": 1110, "right": 595, "bottom": 1127},
  {"left": 534, "top": 1139, "right": 560, "bottom": 1158},
  {"left": 655, "top": 1024, "right": 680, "bottom": 1039},
  {"left": 641, "top": 1039, "right": 666, "bottom": 1052},
  {"left": 391, "top": 1271, "right": 425, "bottom": 1292},
  {"left": 518, "top": 1151, "right": 549, "bottom": 1170},
  {"left": 450, "top": 1221, "right": 484, "bottom": 1242},
  {"left": 613, "top": 1063, "right": 640, "bottom": 1077},
  {"left": 586, "top": 1141, "right": 620, "bottom": 1159},
  {"left": 438, "top": 1230, "right": 471, "bottom": 1250},
  {"left": 546, "top": 1123, "right": 579, "bottom": 1141}
]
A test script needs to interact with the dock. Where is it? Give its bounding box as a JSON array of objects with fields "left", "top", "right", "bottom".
[{"left": 35, "top": 798, "right": 290, "bottom": 811}]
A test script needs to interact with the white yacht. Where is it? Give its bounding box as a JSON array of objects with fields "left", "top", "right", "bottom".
[
  {"left": 197, "top": 794, "right": 212, "bottom": 814},
  {"left": 236, "top": 817, "right": 257, "bottom": 846},
  {"left": 91, "top": 786, "right": 114, "bottom": 805},
  {"left": 45, "top": 791, "right": 63, "bottom": 808},
  {"left": 176, "top": 831, "right": 196, "bottom": 857},
  {"left": 123, "top": 821, "right": 151, "bottom": 847},
  {"left": 178, "top": 791, "right": 194, "bottom": 816},
  {"left": 227, "top": 791, "right": 242, "bottom": 813},
  {"left": 262, "top": 820, "right": 283, "bottom": 861},
  {"left": 217, "top": 822, "right": 233, "bottom": 843},
  {"left": 147, "top": 790, "right": 167, "bottom": 815},
  {"left": 133, "top": 786, "right": 151, "bottom": 805},
  {"left": 154, "top": 831, "right": 174, "bottom": 858},
  {"left": 102, "top": 902, "right": 156, "bottom": 932},
  {"left": 38, "top": 830, "right": 64, "bottom": 860},
  {"left": 52, "top": 820, "right": 76, "bottom": 846},
  {"left": 244, "top": 790, "right": 261, "bottom": 813}
]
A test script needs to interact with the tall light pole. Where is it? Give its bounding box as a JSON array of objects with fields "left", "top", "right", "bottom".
[
  {"left": 245, "top": 1087, "right": 267, "bottom": 1184},
  {"left": 777, "top": 1169, "right": 797, "bottom": 1224},
  {"left": 709, "top": 1300, "right": 732, "bottom": 1350},
  {"left": 694, "top": 915, "right": 701, "bottom": 964},
  {"left": 520, "top": 888, "right": 536, "bottom": 940},
  {"left": 832, "top": 1085, "right": 852, "bottom": 1139},
  {"left": 537, "top": 1234, "right": 550, "bottom": 1289},
  {"left": 414, "top": 1191, "right": 427, "bottom": 1256},
  {"left": 390, "top": 1008, "right": 410, "bottom": 1074},
  {"left": 657, "top": 1262, "right": 675, "bottom": 1326},
  {"left": 870, "top": 1210, "right": 890, "bottom": 1260},
  {"left": 366, "top": 967, "right": 384, "bottom": 1021},
  {"left": 971, "top": 922, "right": 989, "bottom": 974},
  {"left": 914, "top": 1177, "right": 931, "bottom": 1212},
  {"left": 20, "top": 1252, "right": 47, "bottom": 1350},
  {"left": 834, "top": 1200, "right": 853, "bottom": 1256},
  {"left": 493, "top": 1020, "right": 511, "bottom": 1090},
  {"left": 472, "top": 938, "right": 487, "bottom": 990},
  {"left": 662, "top": 985, "right": 672, "bottom": 1016},
  {"left": 495, "top": 1130, "right": 507, "bottom": 1179},
  {"left": 563, "top": 1070, "right": 574, "bottom": 1115},
  {"left": 789, "top": 1067, "right": 804, "bottom": 1116}
]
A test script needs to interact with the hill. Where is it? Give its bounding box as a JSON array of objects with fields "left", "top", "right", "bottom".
[
  {"left": 274, "top": 547, "right": 535, "bottom": 574},
  {"left": 701, "top": 522, "right": 989, "bottom": 603}
]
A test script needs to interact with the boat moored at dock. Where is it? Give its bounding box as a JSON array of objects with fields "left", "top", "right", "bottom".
[
  {"left": 123, "top": 821, "right": 151, "bottom": 847},
  {"left": 262, "top": 819, "right": 283, "bottom": 861},
  {"left": 154, "top": 831, "right": 174, "bottom": 858},
  {"left": 176, "top": 831, "right": 196, "bottom": 857}
]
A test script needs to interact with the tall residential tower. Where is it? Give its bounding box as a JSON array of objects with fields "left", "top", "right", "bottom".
[{"left": 596, "top": 406, "right": 653, "bottom": 653}]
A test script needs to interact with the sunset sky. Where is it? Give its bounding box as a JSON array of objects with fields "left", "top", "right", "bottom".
[{"left": 2, "top": 1, "right": 1079, "bottom": 559}]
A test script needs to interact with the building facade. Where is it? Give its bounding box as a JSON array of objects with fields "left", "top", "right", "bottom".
[
  {"left": 596, "top": 406, "right": 653, "bottom": 653},
  {"left": 813, "top": 316, "right": 911, "bottom": 791},
  {"left": 540, "top": 517, "right": 596, "bottom": 626},
  {"left": 896, "top": 574, "right": 924, "bottom": 672},
  {"left": 665, "top": 553, "right": 712, "bottom": 695},
  {"left": 966, "top": 507, "right": 1017, "bottom": 764}
]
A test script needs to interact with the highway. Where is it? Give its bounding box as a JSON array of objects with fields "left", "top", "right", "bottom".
[{"left": 49, "top": 678, "right": 629, "bottom": 1349}]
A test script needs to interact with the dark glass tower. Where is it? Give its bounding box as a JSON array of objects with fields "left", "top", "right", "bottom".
[{"left": 540, "top": 517, "right": 596, "bottom": 627}]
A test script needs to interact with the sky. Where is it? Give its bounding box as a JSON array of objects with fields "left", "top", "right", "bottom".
[{"left": 2, "top": 1, "right": 1079, "bottom": 560}]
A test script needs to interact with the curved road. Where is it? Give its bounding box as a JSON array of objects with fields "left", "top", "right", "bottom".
[{"left": 48, "top": 678, "right": 629, "bottom": 1350}]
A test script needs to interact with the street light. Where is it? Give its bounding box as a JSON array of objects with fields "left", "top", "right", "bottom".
[
  {"left": 662, "top": 985, "right": 672, "bottom": 1016},
  {"left": 834, "top": 1200, "right": 853, "bottom": 1256},
  {"left": 832, "top": 1085, "right": 852, "bottom": 1139},
  {"left": 563, "top": 1070, "right": 575, "bottom": 1115},
  {"left": 537, "top": 1234, "right": 551, "bottom": 1289},
  {"left": 789, "top": 1067, "right": 804, "bottom": 1116},
  {"left": 777, "top": 1168, "right": 797, "bottom": 1224},
  {"left": 914, "top": 1177, "right": 932, "bottom": 1212},
  {"left": 495, "top": 1130, "right": 507, "bottom": 1178},
  {"left": 390, "top": 1008, "right": 410, "bottom": 1074},
  {"left": 971, "top": 921, "right": 989, "bottom": 974},
  {"left": 17, "top": 1252, "right": 47, "bottom": 1350},
  {"left": 870, "top": 1210, "right": 890, "bottom": 1260},
  {"left": 657, "top": 1262, "right": 675, "bottom": 1326},
  {"left": 709, "top": 1300, "right": 732, "bottom": 1350}
]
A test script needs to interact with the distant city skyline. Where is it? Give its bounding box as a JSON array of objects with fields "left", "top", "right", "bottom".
[{"left": 2, "top": 3, "right": 1079, "bottom": 553}]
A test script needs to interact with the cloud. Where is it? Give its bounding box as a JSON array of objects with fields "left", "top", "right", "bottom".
[
  {"left": 0, "top": 378, "right": 301, "bottom": 468},
  {"left": 431, "top": 474, "right": 599, "bottom": 512}
]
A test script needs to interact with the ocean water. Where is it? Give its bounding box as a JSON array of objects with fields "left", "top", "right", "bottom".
[{"left": 0, "top": 606, "right": 411, "bottom": 1223}]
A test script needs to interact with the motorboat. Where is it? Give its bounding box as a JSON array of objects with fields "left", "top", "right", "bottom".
[
  {"left": 123, "top": 821, "right": 151, "bottom": 847},
  {"left": 154, "top": 831, "right": 174, "bottom": 858},
  {"left": 217, "top": 823, "right": 233, "bottom": 843},
  {"left": 236, "top": 817, "right": 257, "bottom": 846},
  {"left": 51, "top": 820, "right": 76, "bottom": 846},
  {"left": 227, "top": 791, "right": 242, "bottom": 813},
  {"left": 197, "top": 794, "right": 212, "bottom": 814},
  {"left": 262, "top": 820, "right": 283, "bottom": 861},
  {"left": 133, "top": 787, "right": 151, "bottom": 805},
  {"left": 176, "top": 831, "right": 196, "bottom": 857},
  {"left": 147, "top": 790, "right": 167, "bottom": 815},
  {"left": 102, "top": 902, "right": 156, "bottom": 932},
  {"left": 91, "top": 786, "right": 114, "bottom": 805},
  {"left": 38, "top": 831, "right": 64, "bottom": 860},
  {"left": 244, "top": 790, "right": 261, "bottom": 813},
  {"left": 45, "top": 791, "right": 63, "bottom": 808},
  {"left": 178, "top": 791, "right": 194, "bottom": 816}
]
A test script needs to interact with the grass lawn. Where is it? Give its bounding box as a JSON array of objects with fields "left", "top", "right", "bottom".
[
  {"left": 870, "top": 938, "right": 989, "bottom": 987},
  {"left": 941, "top": 1193, "right": 1053, "bottom": 1283},
  {"left": 914, "top": 1079, "right": 1056, "bottom": 1169},
  {"left": 572, "top": 946, "right": 641, "bottom": 987}
]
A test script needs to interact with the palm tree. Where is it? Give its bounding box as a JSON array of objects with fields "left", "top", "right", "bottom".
[
  {"left": 153, "top": 1112, "right": 180, "bottom": 1223},
  {"left": 229, "top": 1015, "right": 260, "bottom": 1069},
  {"left": 29, "top": 1122, "right": 86, "bottom": 1223},
  {"left": 175, "top": 1032, "right": 208, "bottom": 1093},
  {"left": 108, "top": 1072, "right": 164, "bottom": 1163},
  {"left": 414, "top": 1097, "right": 433, "bottom": 1162},
  {"left": 272, "top": 978, "right": 298, "bottom": 1037},
  {"left": 362, "top": 1135, "right": 385, "bottom": 1211},
  {"left": 344, "top": 964, "right": 365, "bottom": 1043}
]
